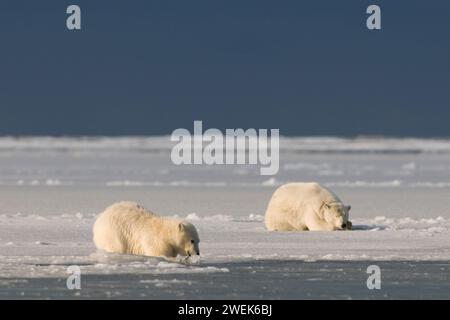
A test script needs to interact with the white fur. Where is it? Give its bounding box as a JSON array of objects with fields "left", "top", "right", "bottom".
[
  {"left": 93, "top": 202, "right": 200, "bottom": 258},
  {"left": 264, "top": 182, "right": 351, "bottom": 231}
]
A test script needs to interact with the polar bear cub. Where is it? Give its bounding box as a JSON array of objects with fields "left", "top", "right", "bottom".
[
  {"left": 93, "top": 202, "right": 200, "bottom": 258},
  {"left": 265, "top": 182, "right": 351, "bottom": 231}
]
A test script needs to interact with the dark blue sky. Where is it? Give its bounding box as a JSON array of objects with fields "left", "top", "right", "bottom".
[{"left": 0, "top": 0, "right": 449, "bottom": 136}]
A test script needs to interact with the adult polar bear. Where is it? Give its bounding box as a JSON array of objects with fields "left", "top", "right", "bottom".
[
  {"left": 93, "top": 202, "right": 200, "bottom": 258},
  {"left": 265, "top": 182, "right": 351, "bottom": 231}
]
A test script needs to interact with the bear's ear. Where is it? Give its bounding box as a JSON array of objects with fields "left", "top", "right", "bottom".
[
  {"left": 178, "top": 223, "right": 185, "bottom": 231},
  {"left": 317, "top": 203, "right": 327, "bottom": 219},
  {"left": 346, "top": 205, "right": 351, "bottom": 211}
]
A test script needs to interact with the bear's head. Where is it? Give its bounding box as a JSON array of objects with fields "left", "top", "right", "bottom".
[
  {"left": 175, "top": 221, "right": 200, "bottom": 257},
  {"left": 320, "top": 202, "right": 351, "bottom": 230}
]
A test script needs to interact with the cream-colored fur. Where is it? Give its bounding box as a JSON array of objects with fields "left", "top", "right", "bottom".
[
  {"left": 264, "top": 182, "right": 351, "bottom": 231},
  {"left": 93, "top": 202, "right": 200, "bottom": 258}
]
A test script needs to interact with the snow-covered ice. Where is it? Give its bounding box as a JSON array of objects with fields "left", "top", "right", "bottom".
[{"left": 1, "top": 137, "right": 450, "bottom": 298}]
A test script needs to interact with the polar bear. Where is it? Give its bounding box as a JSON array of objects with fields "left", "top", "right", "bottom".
[
  {"left": 264, "top": 182, "right": 351, "bottom": 231},
  {"left": 93, "top": 202, "right": 200, "bottom": 258}
]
